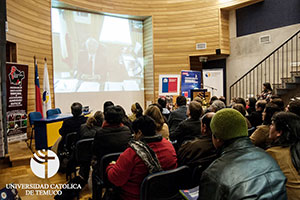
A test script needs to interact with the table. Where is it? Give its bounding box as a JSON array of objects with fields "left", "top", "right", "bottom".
[{"left": 34, "top": 114, "right": 72, "bottom": 150}]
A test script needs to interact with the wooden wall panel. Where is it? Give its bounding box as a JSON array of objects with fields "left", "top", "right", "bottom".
[
  {"left": 6, "top": 0, "right": 261, "bottom": 110},
  {"left": 6, "top": 0, "right": 54, "bottom": 114},
  {"left": 143, "top": 17, "right": 154, "bottom": 106}
]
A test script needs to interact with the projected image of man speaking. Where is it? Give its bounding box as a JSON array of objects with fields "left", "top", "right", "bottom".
[{"left": 76, "top": 37, "right": 108, "bottom": 91}]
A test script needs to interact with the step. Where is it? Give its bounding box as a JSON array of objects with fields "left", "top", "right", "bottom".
[
  {"left": 275, "top": 88, "right": 288, "bottom": 95},
  {"left": 281, "top": 77, "right": 293, "bottom": 83},
  {"left": 272, "top": 83, "right": 283, "bottom": 89},
  {"left": 284, "top": 83, "right": 297, "bottom": 89},
  {"left": 8, "top": 141, "right": 32, "bottom": 167}
]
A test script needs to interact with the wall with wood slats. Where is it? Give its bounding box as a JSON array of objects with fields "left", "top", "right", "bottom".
[
  {"left": 6, "top": 0, "right": 54, "bottom": 114},
  {"left": 143, "top": 17, "right": 154, "bottom": 106},
  {"left": 6, "top": 0, "right": 261, "bottom": 113}
]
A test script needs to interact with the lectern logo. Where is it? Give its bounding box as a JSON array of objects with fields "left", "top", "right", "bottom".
[{"left": 30, "top": 150, "right": 60, "bottom": 179}]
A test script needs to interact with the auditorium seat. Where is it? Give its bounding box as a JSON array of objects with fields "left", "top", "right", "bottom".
[
  {"left": 140, "top": 165, "right": 191, "bottom": 200},
  {"left": 92, "top": 152, "right": 122, "bottom": 200},
  {"left": 46, "top": 108, "right": 62, "bottom": 118}
]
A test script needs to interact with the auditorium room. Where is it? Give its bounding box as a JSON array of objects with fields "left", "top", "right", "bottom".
[{"left": 0, "top": 0, "right": 300, "bottom": 199}]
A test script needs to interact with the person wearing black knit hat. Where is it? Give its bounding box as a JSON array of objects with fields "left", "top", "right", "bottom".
[{"left": 198, "top": 108, "right": 287, "bottom": 200}]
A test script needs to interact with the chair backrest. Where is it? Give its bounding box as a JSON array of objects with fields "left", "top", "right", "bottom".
[
  {"left": 100, "top": 152, "right": 122, "bottom": 185},
  {"left": 65, "top": 132, "right": 78, "bottom": 151},
  {"left": 191, "top": 165, "right": 203, "bottom": 187},
  {"left": 75, "top": 138, "right": 94, "bottom": 163},
  {"left": 140, "top": 165, "right": 191, "bottom": 200},
  {"left": 28, "top": 112, "right": 43, "bottom": 126},
  {"left": 46, "top": 108, "right": 62, "bottom": 118}
]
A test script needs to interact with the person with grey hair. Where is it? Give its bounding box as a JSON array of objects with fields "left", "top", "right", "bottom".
[
  {"left": 77, "top": 37, "right": 108, "bottom": 84},
  {"left": 210, "top": 100, "right": 226, "bottom": 113}
]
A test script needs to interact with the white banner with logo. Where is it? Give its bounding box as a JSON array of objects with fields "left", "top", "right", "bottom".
[{"left": 202, "top": 68, "right": 224, "bottom": 97}]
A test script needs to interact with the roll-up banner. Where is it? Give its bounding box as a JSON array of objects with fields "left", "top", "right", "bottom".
[
  {"left": 181, "top": 70, "right": 201, "bottom": 99},
  {"left": 6, "top": 63, "right": 28, "bottom": 143}
]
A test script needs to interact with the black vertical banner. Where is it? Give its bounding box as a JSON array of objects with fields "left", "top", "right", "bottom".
[{"left": 6, "top": 63, "right": 28, "bottom": 143}]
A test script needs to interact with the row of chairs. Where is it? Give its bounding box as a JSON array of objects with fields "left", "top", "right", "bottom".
[{"left": 63, "top": 133, "right": 204, "bottom": 200}]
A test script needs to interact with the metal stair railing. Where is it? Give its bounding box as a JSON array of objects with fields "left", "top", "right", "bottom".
[{"left": 229, "top": 29, "right": 300, "bottom": 100}]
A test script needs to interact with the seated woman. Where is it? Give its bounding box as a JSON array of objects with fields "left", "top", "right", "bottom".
[
  {"left": 106, "top": 115, "right": 177, "bottom": 200},
  {"left": 266, "top": 112, "right": 300, "bottom": 200},
  {"left": 128, "top": 102, "right": 143, "bottom": 122},
  {"left": 144, "top": 105, "right": 170, "bottom": 139},
  {"left": 250, "top": 102, "right": 281, "bottom": 149},
  {"left": 79, "top": 111, "right": 104, "bottom": 139}
]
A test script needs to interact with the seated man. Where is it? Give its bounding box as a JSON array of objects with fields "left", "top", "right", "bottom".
[
  {"left": 56, "top": 102, "right": 87, "bottom": 155},
  {"left": 286, "top": 99, "right": 300, "bottom": 116},
  {"left": 59, "top": 102, "right": 87, "bottom": 137},
  {"left": 106, "top": 115, "right": 177, "bottom": 200},
  {"left": 177, "top": 112, "right": 216, "bottom": 170},
  {"left": 170, "top": 101, "right": 202, "bottom": 149},
  {"left": 247, "top": 99, "right": 266, "bottom": 127},
  {"left": 93, "top": 106, "right": 132, "bottom": 162},
  {"left": 168, "top": 96, "right": 188, "bottom": 134},
  {"left": 198, "top": 109, "right": 287, "bottom": 200}
]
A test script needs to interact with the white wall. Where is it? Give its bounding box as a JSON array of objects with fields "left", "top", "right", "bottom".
[{"left": 226, "top": 10, "right": 300, "bottom": 99}]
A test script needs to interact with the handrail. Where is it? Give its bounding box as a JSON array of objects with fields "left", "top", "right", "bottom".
[{"left": 230, "top": 29, "right": 300, "bottom": 88}]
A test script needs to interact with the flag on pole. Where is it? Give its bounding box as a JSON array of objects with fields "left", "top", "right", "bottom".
[
  {"left": 43, "top": 58, "right": 51, "bottom": 117},
  {"left": 34, "top": 57, "right": 43, "bottom": 117}
]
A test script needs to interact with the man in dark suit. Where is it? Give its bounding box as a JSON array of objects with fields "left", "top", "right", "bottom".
[{"left": 168, "top": 96, "right": 188, "bottom": 135}]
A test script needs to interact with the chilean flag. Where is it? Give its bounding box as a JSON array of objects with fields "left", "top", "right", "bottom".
[{"left": 35, "top": 58, "right": 44, "bottom": 117}]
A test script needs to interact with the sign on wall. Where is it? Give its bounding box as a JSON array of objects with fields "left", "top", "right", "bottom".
[
  {"left": 6, "top": 63, "right": 28, "bottom": 143},
  {"left": 202, "top": 68, "right": 224, "bottom": 97},
  {"left": 159, "top": 75, "right": 181, "bottom": 96},
  {"left": 181, "top": 70, "right": 201, "bottom": 98}
]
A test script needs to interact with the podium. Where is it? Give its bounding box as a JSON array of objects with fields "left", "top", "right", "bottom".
[{"left": 191, "top": 89, "right": 211, "bottom": 103}]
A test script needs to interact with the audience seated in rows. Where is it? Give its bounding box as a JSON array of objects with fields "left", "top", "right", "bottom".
[
  {"left": 287, "top": 99, "right": 300, "bottom": 116},
  {"left": 59, "top": 102, "right": 88, "bottom": 137},
  {"left": 177, "top": 112, "right": 216, "bottom": 170},
  {"left": 106, "top": 115, "right": 177, "bottom": 200},
  {"left": 247, "top": 99, "right": 266, "bottom": 127},
  {"left": 266, "top": 112, "right": 300, "bottom": 200},
  {"left": 250, "top": 102, "right": 281, "bottom": 149},
  {"left": 103, "top": 101, "right": 114, "bottom": 112},
  {"left": 116, "top": 105, "right": 134, "bottom": 134},
  {"left": 78, "top": 111, "right": 104, "bottom": 140},
  {"left": 208, "top": 99, "right": 226, "bottom": 113},
  {"left": 246, "top": 97, "right": 256, "bottom": 115},
  {"left": 93, "top": 106, "right": 132, "bottom": 162},
  {"left": 168, "top": 96, "right": 188, "bottom": 134},
  {"left": 198, "top": 109, "right": 287, "bottom": 199},
  {"left": 271, "top": 98, "right": 285, "bottom": 111},
  {"left": 128, "top": 102, "right": 143, "bottom": 122},
  {"left": 55, "top": 102, "right": 87, "bottom": 159},
  {"left": 144, "top": 105, "right": 169, "bottom": 139},
  {"left": 232, "top": 103, "right": 252, "bottom": 128},
  {"left": 209, "top": 96, "right": 218, "bottom": 105},
  {"left": 158, "top": 97, "right": 171, "bottom": 120},
  {"left": 235, "top": 97, "right": 247, "bottom": 110},
  {"left": 170, "top": 101, "right": 202, "bottom": 149}
]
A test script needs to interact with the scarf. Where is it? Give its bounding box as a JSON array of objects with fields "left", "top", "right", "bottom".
[{"left": 129, "top": 136, "right": 163, "bottom": 174}]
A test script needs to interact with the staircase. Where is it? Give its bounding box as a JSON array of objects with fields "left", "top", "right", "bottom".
[{"left": 230, "top": 30, "right": 300, "bottom": 101}]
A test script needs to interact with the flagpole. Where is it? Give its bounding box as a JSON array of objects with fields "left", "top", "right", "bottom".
[
  {"left": 43, "top": 57, "right": 51, "bottom": 117},
  {"left": 34, "top": 56, "right": 44, "bottom": 117}
]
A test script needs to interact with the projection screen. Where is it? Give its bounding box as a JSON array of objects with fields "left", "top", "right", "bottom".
[{"left": 51, "top": 8, "right": 144, "bottom": 113}]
